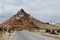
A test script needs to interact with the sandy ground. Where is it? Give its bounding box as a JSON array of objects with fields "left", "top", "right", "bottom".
[{"left": 0, "top": 31, "right": 15, "bottom": 40}]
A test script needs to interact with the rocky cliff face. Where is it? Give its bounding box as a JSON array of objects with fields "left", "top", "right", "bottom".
[{"left": 1, "top": 9, "right": 35, "bottom": 31}]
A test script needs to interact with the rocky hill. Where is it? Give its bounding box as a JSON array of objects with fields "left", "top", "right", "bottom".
[
  {"left": 0, "top": 9, "right": 59, "bottom": 31},
  {"left": 1, "top": 9, "right": 37, "bottom": 31}
]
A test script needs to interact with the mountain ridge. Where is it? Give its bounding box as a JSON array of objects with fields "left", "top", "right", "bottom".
[{"left": 0, "top": 9, "right": 60, "bottom": 31}]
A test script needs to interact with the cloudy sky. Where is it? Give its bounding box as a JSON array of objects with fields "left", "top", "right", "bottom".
[{"left": 0, "top": 0, "right": 60, "bottom": 23}]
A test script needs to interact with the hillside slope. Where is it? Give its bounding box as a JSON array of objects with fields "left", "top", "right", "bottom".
[
  {"left": 1, "top": 9, "right": 35, "bottom": 30},
  {"left": 0, "top": 9, "right": 59, "bottom": 31}
]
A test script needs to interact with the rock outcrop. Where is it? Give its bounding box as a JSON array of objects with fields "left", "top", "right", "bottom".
[
  {"left": 1, "top": 9, "right": 35, "bottom": 31},
  {"left": 0, "top": 9, "right": 59, "bottom": 31}
]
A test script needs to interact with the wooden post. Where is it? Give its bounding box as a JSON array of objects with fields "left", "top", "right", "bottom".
[{"left": 3, "top": 26, "right": 5, "bottom": 40}]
